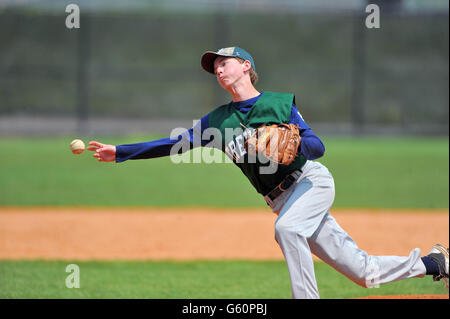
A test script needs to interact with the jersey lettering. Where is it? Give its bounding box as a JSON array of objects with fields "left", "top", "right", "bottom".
[{"left": 235, "top": 135, "right": 246, "bottom": 157}]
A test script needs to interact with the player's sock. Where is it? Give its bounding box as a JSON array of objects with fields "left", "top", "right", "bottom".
[{"left": 421, "top": 256, "right": 440, "bottom": 275}]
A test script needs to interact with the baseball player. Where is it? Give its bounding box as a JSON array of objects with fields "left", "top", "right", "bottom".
[{"left": 88, "top": 47, "right": 449, "bottom": 298}]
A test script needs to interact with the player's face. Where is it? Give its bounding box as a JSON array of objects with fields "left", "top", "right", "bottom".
[{"left": 214, "top": 57, "right": 247, "bottom": 90}]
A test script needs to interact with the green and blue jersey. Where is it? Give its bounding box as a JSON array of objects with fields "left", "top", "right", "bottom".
[{"left": 116, "top": 91, "right": 325, "bottom": 195}]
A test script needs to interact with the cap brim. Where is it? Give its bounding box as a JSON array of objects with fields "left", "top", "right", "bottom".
[{"left": 201, "top": 51, "right": 235, "bottom": 74}]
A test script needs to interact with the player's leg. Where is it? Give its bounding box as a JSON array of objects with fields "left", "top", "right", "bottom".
[
  {"left": 273, "top": 162, "right": 335, "bottom": 298},
  {"left": 274, "top": 226, "right": 319, "bottom": 298},
  {"left": 307, "top": 213, "right": 427, "bottom": 288}
]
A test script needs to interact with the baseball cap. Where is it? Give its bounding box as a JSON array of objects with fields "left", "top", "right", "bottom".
[{"left": 201, "top": 46, "right": 256, "bottom": 74}]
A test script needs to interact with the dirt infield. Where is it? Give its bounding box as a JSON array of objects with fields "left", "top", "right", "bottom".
[
  {"left": 1, "top": 207, "right": 448, "bottom": 299},
  {"left": 0, "top": 207, "right": 448, "bottom": 261}
]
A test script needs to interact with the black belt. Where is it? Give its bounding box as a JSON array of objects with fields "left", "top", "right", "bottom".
[{"left": 266, "top": 170, "right": 301, "bottom": 202}]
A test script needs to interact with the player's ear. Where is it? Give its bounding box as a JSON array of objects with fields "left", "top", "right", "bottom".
[{"left": 242, "top": 60, "right": 252, "bottom": 72}]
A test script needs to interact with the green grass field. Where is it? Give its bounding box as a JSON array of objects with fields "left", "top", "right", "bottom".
[
  {"left": 1, "top": 136, "right": 448, "bottom": 299},
  {"left": 0, "top": 260, "right": 447, "bottom": 299},
  {"left": 0, "top": 136, "right": 448, "bottom": 208}
]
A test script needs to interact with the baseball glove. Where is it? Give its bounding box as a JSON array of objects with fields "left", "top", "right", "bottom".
[{"left": 244, "top": 123, "right": 301, "bottom": 165}]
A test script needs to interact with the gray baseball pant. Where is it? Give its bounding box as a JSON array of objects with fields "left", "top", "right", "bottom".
[{"left": 267, "top": 161, "right": 426, "bottom": 299}]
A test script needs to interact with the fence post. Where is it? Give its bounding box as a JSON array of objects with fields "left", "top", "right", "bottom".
[
  {"left": 76, "top": 13, "right": 90, "bottom": 135},
  {"left": 351, "top": 11, "right": 367, "bottom": 135},
  {"left": 212, "top": 10, "right": 231, "bottom": 106}
]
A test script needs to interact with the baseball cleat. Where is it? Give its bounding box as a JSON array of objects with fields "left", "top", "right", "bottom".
[{"left": 426, "top": 243, "right": 449, "bottom": 289}]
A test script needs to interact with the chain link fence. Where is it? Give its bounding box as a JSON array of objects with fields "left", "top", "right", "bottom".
[{"left": 0, "top": 1, "right": 448, "bottom": 136}]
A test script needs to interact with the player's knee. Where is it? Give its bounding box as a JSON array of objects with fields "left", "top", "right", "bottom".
[
  {"left": 274, "top": 220, "right": 296, "bottom": 244},
  {"left": 348, "top": 262, "right": 379, "bottom": 288},
  {"left": 351, "top": 276, "right": 370, "bottom": 288},
  {"left": 274, "top": 220, "right": 292, "bottom": 237},
  {"left": 342, "top": 268, "right": 369, "bottom": 288}
]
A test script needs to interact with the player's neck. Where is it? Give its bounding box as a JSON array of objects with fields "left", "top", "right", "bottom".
[{"left": 228, "top": 81, "right": 260, "bottom": 103}]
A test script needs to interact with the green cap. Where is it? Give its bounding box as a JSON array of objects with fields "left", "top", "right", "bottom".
[{"left": 201, "top": 47, "right": 256, "bottom": 74}]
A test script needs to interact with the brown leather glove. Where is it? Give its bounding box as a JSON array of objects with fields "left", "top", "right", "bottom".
[{"left": 245, "top": 123, "right": 301, "bottom": 165}]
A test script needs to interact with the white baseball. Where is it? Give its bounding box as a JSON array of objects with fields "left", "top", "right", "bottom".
[{"left": 70, "top": 139, "right": 85, "bottom": 155}]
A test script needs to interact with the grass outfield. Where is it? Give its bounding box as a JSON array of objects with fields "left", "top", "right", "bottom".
[
  {"left": 0, "top": 136, "right": 448, "bottom": 208},
  {"left": 0, "top": 260, "right": 447, "bottom": 299}
]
